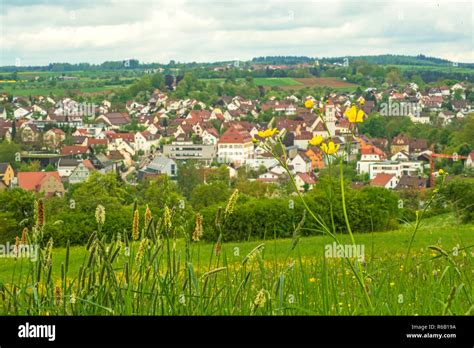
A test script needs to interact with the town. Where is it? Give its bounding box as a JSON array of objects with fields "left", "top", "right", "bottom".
[{"left": 0, "top": 61, "right": 472, "bottom": 197}]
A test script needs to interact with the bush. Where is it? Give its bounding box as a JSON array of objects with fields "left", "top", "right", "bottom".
[{"left": 200, "top": 184, "right": 401, "bottom": 242}]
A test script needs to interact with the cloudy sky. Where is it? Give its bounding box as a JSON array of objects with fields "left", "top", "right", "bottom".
[{"left": 0, "top": 0, "right": 472, "bottom": 66}]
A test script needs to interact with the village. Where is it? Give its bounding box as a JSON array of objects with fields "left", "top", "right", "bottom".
[{"left": 0, "top": 78, "right": 472, "bottom": 196}]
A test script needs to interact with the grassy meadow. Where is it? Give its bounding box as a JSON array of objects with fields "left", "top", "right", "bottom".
[{"left": 1, "top": 212, "right": 472, "bottom": 316}]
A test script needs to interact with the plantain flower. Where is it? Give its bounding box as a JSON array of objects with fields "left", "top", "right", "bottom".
[
  {"left": 132, "top": 208, "right": 139, "bottom": 240},
  {"left": 321, "top": 141, "right": 340, "bottom": 155},
  {"left": 344, "top": 105, "right": 365, "bottom": 123},
  {"left": 304, "top": 99, "right": 315, "bottom": 109},
  {"left": 192, "top": 213, "right": 203, "bottom": 242},
  {"left": 308, "top": 135, "right": 323, "bottom": 146},
  {"left": 95, "top": 204, "right": 106, "bottom": 225},
  {"left": 145, "top": 204, "right": 152, "bottom": 227}
]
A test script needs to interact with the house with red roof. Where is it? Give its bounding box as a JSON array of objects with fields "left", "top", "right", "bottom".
[
  {"left": 60, "top": 145, "right": 90, "bottom": 158},
  {"left": 17, "top": 171, "right": 65, "bottom": 197},
  {"left": 217, "top": 127, "right": 254, "bottom": 165},
  {"left": 370, "top": 173, "right": 399, "bottom": 190},
  {"left": 295, "top": 172, "right": 317, "bottom": 192}
]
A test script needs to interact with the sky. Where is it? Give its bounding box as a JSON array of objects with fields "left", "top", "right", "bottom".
[{"left": 0, "top": 0, "right": 472, "bottom": 66}]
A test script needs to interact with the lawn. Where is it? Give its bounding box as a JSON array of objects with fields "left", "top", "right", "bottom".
[{"left": 0, "top": 213, "right": 472, "bottom": 315}]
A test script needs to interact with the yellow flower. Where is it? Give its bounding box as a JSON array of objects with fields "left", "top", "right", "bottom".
[
  {"left": 390, "top": 282, "right": 395, "bottom": 287},
  {"left": 308, "top": 135, "right": 323, "bottom": 146},
  {"left": 438, "top": 169, "right": 444, "bottom": 175},
  {"left": 358, "top": 97, "right": 366, "bottom": 106},
  {"left": 257, "top": 128, "right": 278, "bottom": 139},
  {"left": 304, "top": 99, "right": 315, "bottom": 109},
  {"left": 309, "top": 277, "right": 316, "bottom": 283},
  {"left": 344, "top": 105, "right": 365, "bottom": 123},
  {"left": 321, "top": 141, "right": 340, "bottom": 155}
]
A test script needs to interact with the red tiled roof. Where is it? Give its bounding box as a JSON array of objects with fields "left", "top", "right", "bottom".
[
  {"left": 370, "top": 173, "right": 395, "bottom": 187},
  {"left": 17, "top": 171, "right": 62, "bottom": 191},
  {"left": 60, "top": 145, "right": 89, "bottom": 155},
  {"left": 296, "top": 172, "right": 316, "bottom": 185},
  {"left": 218, "top": 127, "right": 252, "bottom": 144}
]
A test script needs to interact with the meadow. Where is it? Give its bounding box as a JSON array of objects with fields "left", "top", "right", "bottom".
[{"left": 0, "top": 211, "right": 472, "bottom": 316}]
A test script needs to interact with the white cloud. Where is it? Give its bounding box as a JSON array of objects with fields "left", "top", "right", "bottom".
[{"left": 0, "top": 0, "right": 472, "bottom": 65}]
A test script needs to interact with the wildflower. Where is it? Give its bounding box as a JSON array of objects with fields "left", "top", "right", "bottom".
[
  {"left": 36, "top": 199, "right": 45, "bottom": 227},
  {"left": 358, "top": 97, "right": 365, "bottom": 106},
  {"left": 95, "top": 204, "right": 106, "bottom": 225},
  {"left": 253, "top": 289, "right": 267, "bottom": 307},
  {"left": 344, "top": 104, "right": 365, "bottom": 123},
  {"left": 257, "top": 128, "right": 278, "bottom": 139},
  {"left": 390, "top": 282, "right": 395, "bottom": 287},
  {"left": 224, "top": 189, "right": 239, "bottom": 219},
  {"left": 308, "top": 135, "right": 323, "bottom": 146},
  {"left": 309, "top": 277, "right": 316, "bottom": 283},
  {"left": 304, "top": 99, "right": 315, "bottom": 109},
  {"left": 44, "top": 238, "right": 54, "bottom": 266},
  {"left": 70, "top": 292, "right": 76, "bottom": 304},
  {"left": 438, "top": 169, "right": 445, "bottom": 175},
  {"left": 192, "top": 213, "right": 203, "bottom": 242},
  {"left": 145, "top": 204, "right": 152, "bottom": 227},
  {"left": 132, "top": 208, "right": 140, "bottom": 240},
  {"left": 321, "top": 141, "right": 340, "bottom": 155}
]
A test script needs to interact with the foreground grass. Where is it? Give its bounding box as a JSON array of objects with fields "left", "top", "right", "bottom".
[{"left": 0, "top": 214, "right": 472, "bottom": 315}]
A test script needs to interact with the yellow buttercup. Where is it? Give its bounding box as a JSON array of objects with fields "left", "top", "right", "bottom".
[
  {"left": 308, "top": 135, "right": 323, "bottom": 146},
  {"left": 321, "top": 141, "right": 340, "bottom": 155}
]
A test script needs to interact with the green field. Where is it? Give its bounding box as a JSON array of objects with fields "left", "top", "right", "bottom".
[
  {"left": 0, "top": 84, "right": 127, "bottom": 97},
  {"left": 253, "top": 77, "right": 302, "bottom": 87},
  {"left": 1, "top": 213, "right": 472, "bottom": 315}
]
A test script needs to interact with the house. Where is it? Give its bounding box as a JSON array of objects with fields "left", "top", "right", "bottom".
[
  {"left": 68, "top": 161, "right": 92, "bottom": 184},
  {"left": 390, "top": 134, "right": 410, "bottom": 154},
  {"left": 409, "top": 139, "right": 428, "bottom": 154},
  {"left": 14, "top": 106, "right": 32, "bottom": 119},
  {"left": 43, "top": 128, "right": 66, "bottom": 148},
  {"left": 60, "top": 145, "right": 90, "bottom": 158},
  {"left": 293, "top": 131, "right": 313, "bottom": 150},
  {"left": 395, "top": 175, "right": 427, "bottom": 190},
  {"left": 202, "top": 128, "right": 220, "bottom": 145},
  {"left": 0, "top": 163, "right": 15, "bottom": 189},
  {"left": 96, "top": 112, "right": 131, "bottom": 129},
  {"left": 289, "top": 152, "right": 312, "bottom": 174},
  {"left": 217, "top": 127, "right": 254, "bottom": 165},
  {"left": 17, "top": 171, "right": 65, "bottom": 197},
  {"left": 465, "top": 151, "right": 474, "bottom": 168},
  {"left": 163, "top": 140, "right": 216, "bottom": 164},
  {"left": 134, "top": 131, "right": 160, "bottom": 154},
  {"left": 58, "top": 158, "right": 81, "bottom": 177},
  {"left": 356, "top": 145, "right": 386, "bottom": 174},
  {"left": 370, "top": 173, "right": 399, "bottom": 189},
  {"left": 295, "top": 172, "right": 316, "bottom": 191},
  {"left": 305, "top": 147, "right": 325, "bottom": 170},
  {"left": 139, "top": 155, "right": 177, "bottom": 179},
  {"left": 20, "top": 124, "right": 40, "bottom": 143},
  {"left": 390, "top": 151, "right": 410, "bottom": 162}
]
